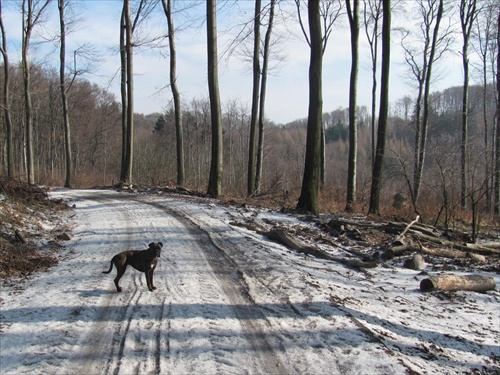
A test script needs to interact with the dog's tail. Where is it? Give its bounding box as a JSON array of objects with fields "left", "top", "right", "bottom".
[{"left": 102, "top": 259, "right": 114, "bottom": 274}]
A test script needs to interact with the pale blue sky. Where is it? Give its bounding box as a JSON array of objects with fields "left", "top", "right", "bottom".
[{"left": 2, "top": 0, "right": 468, "bottom": 124}]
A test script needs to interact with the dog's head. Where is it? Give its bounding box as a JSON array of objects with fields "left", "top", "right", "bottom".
[{"left": 148, "top": 242, "right": 163, "bottom": 257}]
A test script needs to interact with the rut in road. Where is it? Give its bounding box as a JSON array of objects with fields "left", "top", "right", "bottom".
[
  {"left": 69, "top": 192, "right": 288, "bottom": 374},
  {"left": 134, "top": 196, "right": 289, "bottom": 375}
]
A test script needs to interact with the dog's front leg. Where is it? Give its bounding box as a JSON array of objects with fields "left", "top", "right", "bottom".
[
  {"left": 150, "top": 270, "right": 156, "bottom": 291},
  {"left": 145, "top": 270, "right": 154, "bottom": 291}
]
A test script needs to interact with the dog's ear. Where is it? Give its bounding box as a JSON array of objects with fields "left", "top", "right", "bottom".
[
  {"left": 158, "top": 242, "right": 163, "bottom": 247},
  {"left": 149, "top": 242, "right": 155, "bottom": 248}
]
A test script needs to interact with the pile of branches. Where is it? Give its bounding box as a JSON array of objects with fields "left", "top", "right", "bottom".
[{"left": 0, "top": 177, "right": 49, "bottom": 203}]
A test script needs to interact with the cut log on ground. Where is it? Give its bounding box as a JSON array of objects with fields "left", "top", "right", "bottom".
[
  {"left": 411, "top": 232, "right": 500, "bottom": 256},
  {"left": 382, "top": 242, "right": 420, "bottom": 260},
  {"left": 420, "top": 246, "right": 467, "bottom": 259},
  {"left": 420, "top": 275, "right": 496, "bottom": 292}
]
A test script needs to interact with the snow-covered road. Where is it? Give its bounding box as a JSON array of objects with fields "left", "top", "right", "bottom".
[{"left": 1, "top": 189, "right": 499, "bottom": 374}]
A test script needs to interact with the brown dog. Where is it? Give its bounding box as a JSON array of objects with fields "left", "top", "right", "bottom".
[{"left": 103, "top": 242, "right": 163, "bottom": 292}]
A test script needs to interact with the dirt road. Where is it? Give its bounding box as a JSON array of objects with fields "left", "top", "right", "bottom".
[{"left": 1, "top": 189, "right": 498, "bottom": 374}]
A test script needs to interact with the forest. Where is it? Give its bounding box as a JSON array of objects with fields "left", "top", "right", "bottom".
[{"left": 0, "top": 0, "right": 499, "bottom": 232}]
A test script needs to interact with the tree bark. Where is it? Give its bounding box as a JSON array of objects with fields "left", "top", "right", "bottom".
[
  {"left": 206, "top": 0, "right": 223, "bottom": 198},
  {"left": 296, "top": 0, "right": 323, "bottom": 215},
  {"left": 0, "top": 2, "right": 13, "bottom": 178},
  {"left": 123, "top": 0, "right": 134, "bottom": 185},
  {"left": 368, "top": 0, "right": 390, "bottom": 215},
  {"left": 411, "top": 0, "right": 445, "bottom": 206},
  {"left": 420, "top": 275, "right": 496, "bottom": 292},
  {"left": 119, "top": 8, "right": 128, "bottom": 183},
  {"left": 58, "top": 0, "right": 73, "bottom": 188},
  {"left": 162, "top": 0, "right": 184, "bottom": 186},
  {"left": 22, "top": 0, "right": 34, "bottom": 184},
  {"left": 247, "top": 0, "right": 261, "bottom": 197},
  {"left": 363, "top": 0, "right": 382, "bottom": 168},
  {"left": 255, "top": 0, "right": 275, "bottom": 195},
  {"left": 494, "top": 10, "right": 500, "bottom": 215},
  {"left": 460, "top": 0, "right": 479, "bottom": 209},
  {"left": 345, "top": 0, "right": 359, "bottom": 212}
]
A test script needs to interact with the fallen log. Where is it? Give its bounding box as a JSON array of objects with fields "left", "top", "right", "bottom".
[
  {"left": 264, "top": 229, "right": 378, "bottom": 269},
  {"left": 420, "top": 274, "right": 496, "bottom": 293},
  {"left": 382, "top": 242, "right": 420, "bottom": 260},
  {"left": 420, "top": 246, "right": 467, "bottom": 259},
  {"left": 412, "top": 232, "right": 500, "bottom": 256}
]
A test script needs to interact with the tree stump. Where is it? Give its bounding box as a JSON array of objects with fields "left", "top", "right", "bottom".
[{"left": 404, "top": 253, "right": 425, "bottom": 270}]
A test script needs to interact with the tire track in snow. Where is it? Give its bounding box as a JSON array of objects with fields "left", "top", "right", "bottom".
[
  {"left": 72, "top": 193, "right": 138, "bottom": 375},
  {"left": 69, "top": 192, "right": 287, "bottom": 374},
  {"left": 138, "top": 198, "right": 289, "bottom": 375}
]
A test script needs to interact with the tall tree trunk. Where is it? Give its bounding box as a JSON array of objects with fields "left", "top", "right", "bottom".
[
  {"left": 296, "top": 0, "right": 323, "bottom": 215},
  {"left": 206, "top": 0, "right": 223, "bottom": 198},
  {"left": 413, "top": 0, "right": 444, "bottom": 206},
  {"left": 255, "top": 0, "right": 275, "bottom": 194},
  {"left": 345, "top": 0, "right": 359, "bottom": 212},
  {"left": 21, "top": 0, "right": 50, "bottom": 185},
  {"left": 22, "top": 0, "right": 34, "bottom": 184},
  {"left": 58, "top": 0, "right": 72, "bottom": 188},
  {"left": 0, "top": 1, "right": 13, "bottom": 178},
  {"left": 122, "top": 0, "right": 134, "bottom": 185},
  {"left": 119, "top": 8, "right": 128, "bottom": 183},
  {"left": 162, "top": 0, "right": 184, "bottom": 186},
  {"left": 363, "top": 0, "right": 381, "bottom": 168},
  {"left": 459, "top": 0, "right": 478, "bottom": 209},
  {"left": 494, "top": 10, "right": 500, "bottom": 215},
  {"left": 368, "top": 0, "right": 390, "bottom": 215},
  {"left": 247, "top": 0, "right": 261, "bottom": 197}
]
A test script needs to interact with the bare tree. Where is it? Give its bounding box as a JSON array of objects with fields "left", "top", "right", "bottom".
[
  {"left": 459, "top": 0, "right": 480, "bottom": 209},
  {"left": 399, "top": 0, "right": 452, "bottom": 207},
  {"left": 255, "top": 0, "right": 276, "bottom": 195},
  {"left": 363, "top": 0, "right": 382, "bottom": 167},
  {"left": 206, "top": 0, "right": 223, "bottom": 198},
  {"left": 474, "top": 0, "right": 495, "bottom": 211},
  {"left": 161, "top": 0, "right": 184, "bottom": 186},
  {"left": 345, "top": 0, "right": 359, "bottom": 212},
  {"left": 120, "top": 0, "right": 134, "bottom": 184},
  {"left": 495, "top": 9, "right": 500, "bottom": 215},
  {"left": 58, "top": 0, "right": 72, "bottom": 188},
  {"left": 0, "top": 1, "right": 13, "bottom": 177},
  {"left": 368, "top": 0, "right": 390, "bottom": 215},
  {"left": 295, "top": 0, "right": 343, "bottom": 213},
  {"left": 296, "top": 0, "right": 323, "bottom": 215},
  {"left": 119, "top": 0, "right": 156, "bottom": 185},
  {"left": 22, "top": 0, "right": 51, "bottom": 184},
  {"left": 247, "top": 0, "right": 261, "bottom": 197}
]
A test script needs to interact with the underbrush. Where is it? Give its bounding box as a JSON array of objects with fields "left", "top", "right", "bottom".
[{"left": 0, "top": 178, "right": 70, "bottom": 280}]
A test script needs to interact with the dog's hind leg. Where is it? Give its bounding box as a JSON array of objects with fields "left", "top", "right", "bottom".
[{"left": 114, "top": 265, "right": 126, "bottom": 292}]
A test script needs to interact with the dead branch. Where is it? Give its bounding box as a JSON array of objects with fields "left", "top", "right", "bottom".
[{"left": 394, "top": 215, "right": 420, "bottom": 243}]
